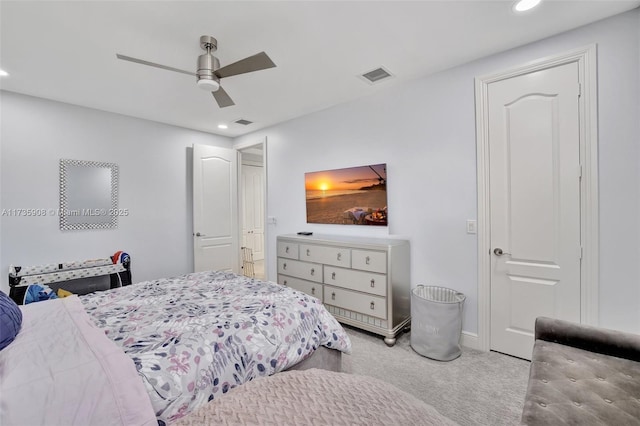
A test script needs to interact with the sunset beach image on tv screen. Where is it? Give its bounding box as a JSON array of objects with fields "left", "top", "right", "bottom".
[{"left": 305, "top": 163, "right": 387, "bottom": 226}]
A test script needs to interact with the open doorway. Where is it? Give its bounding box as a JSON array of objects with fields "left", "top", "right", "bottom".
[{"left": 238, "top": 142, "right": 266, "bottom": 280}]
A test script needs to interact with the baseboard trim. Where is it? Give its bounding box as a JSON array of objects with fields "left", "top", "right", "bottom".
[{"left": 461, "top": 331, "right": 480, "bottom": 351}]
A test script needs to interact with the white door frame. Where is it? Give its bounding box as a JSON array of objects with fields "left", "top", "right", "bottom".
[
  {"left": 235, "top": 137, "right": 269, "bottom": 279},
  {"left": 475, "top": 45, "right": 599, "bottom": 352}
]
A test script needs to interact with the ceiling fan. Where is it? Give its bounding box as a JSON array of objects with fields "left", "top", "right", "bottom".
[{"left": 116, "top": 35, "right": 276, "bottom": 108}]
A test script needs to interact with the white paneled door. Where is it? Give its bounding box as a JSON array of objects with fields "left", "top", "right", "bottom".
[
  {"left": 193, "top": 145, "right": 239, "bottom": 273},
  {"left": 241, "top": 164, "right": 265, "bottom": 261},
  {"left": 488, "top": 62, "right": 581, "bottom": 359}
]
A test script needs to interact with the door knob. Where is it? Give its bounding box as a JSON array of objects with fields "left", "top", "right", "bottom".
[
  {"left": 493, "top": 248, "right": 511, "bottom": 256},
  {"left": 195, "top": 232, "right": 206, "bottom": 237}
]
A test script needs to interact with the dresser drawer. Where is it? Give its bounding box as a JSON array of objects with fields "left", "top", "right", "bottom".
[
  {"left": 324, "top": 286, "right": 386, "bottom": 319},
  {"left": 279, "top": 275, "right": 323, "bottom": 300},
  {"left": 277, "top": 258, "right": 323, "bottom": 283},
  {"left": 352, "top": 249, "right": 387, "bottom": 273},
  {"left": 277, "top": 241, "right": 299, "bottom": 259},
  {"left": 323, "top": 266, "right": 386, "bottom": 297},
  {"left": 300, "top": 244, "right": 351, "bottom": 268}
]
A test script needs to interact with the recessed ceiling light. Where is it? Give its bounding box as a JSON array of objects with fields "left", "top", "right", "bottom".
[
  {"left": 0, "top": 69, "right": 9, "bottom": 77},
  {"left": 218, "top": 124, "right": 228, "bottom": 129},
  {"left": 513, "top": 0, "right": 541, "bottom": 13}
]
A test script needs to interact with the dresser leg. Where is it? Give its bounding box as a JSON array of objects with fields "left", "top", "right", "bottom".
[{"left": 383, "top": 336, "right": 396, "bottom": 347}]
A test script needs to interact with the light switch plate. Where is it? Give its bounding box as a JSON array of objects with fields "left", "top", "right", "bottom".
[{"left": 466, "top": 220, "right": 477, "bottom": 234}]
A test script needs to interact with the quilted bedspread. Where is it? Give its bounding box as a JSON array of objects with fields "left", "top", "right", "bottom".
[
  {"left": 175, "top": 369, "right": 458, "bottom": 426},
  {"left": 80, "top": 271, "right": 351, "bottom": 424}
]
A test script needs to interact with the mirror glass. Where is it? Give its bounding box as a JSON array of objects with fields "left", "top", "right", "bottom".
[{"left": 59, "top": 159, "right": 119, "bottom": 230}]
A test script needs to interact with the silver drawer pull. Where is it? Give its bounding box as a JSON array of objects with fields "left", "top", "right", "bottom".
[
  {"left": 370, "top": 279, "right": 375, "bottom": 287},
  {"left": 283, "top": 280, "right": 288, "bottom": 286},
  {"left": 337, "top": 253, "right": 342, "bottom": 261},
  {"left": 311, "top": 287, "right": 316, "bottom": 295},
  {"left": 285, "top": 246, "right": 289, "bottom": 253},
  {"left": 331, "top": 272, "right": 336, "bottom": 280},
  {"left": 310, "top": 268, "right": 315, "bottom": 276},
  {"left": 332, "top": 292, "right": 336, "bottom": 300},
  {"left": 365, "top": 256, "right": 370, "bottom": 265},
  {"left": 370, "top": 301, "right": 375, "bottom": 310},
  {"left": 306, "top": 249, "right": 310, "bottom": 256},
  {"left": 283, "top": 263, "right": 287, "bottom": 270}
]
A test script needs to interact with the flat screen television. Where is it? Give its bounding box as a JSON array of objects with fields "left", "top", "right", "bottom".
[{"left": 305, "top": 163, "right": 387, "bottom": 226}]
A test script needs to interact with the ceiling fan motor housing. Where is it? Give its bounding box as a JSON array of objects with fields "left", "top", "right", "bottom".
[{"left": 197, "top": 35, "right": 220, "bottom": 91}]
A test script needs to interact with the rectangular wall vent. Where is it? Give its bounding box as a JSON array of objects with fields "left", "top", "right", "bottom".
[
  {"left": 360, "top": 67, "right": 393, "bottom": 84},
  {"left": 235, "top": 119, "right": 253, "bottom": 126}
]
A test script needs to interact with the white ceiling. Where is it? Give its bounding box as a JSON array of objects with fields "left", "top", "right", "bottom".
[{"left": 1, "top": 1, "right": 638, "bottom": 138}]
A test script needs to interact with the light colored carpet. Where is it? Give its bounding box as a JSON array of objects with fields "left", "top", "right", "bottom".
[{"left": 341, "top": 326, "right": 531, "bottom": 426}]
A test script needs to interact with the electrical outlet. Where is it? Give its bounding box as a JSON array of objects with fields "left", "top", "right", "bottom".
[{"left": 466, "top": 220, "right": 477, "bottom": 234}]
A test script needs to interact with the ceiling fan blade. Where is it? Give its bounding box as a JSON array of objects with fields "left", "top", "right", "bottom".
[
  {"left": 116, "top": 54, "right": 196, "bottom": 77},
  {"left": 214, "top": 52, "right": 276, "bottom": 79},
  {"left": 212, "top": 86, "right": 235, "bottom": 108}
]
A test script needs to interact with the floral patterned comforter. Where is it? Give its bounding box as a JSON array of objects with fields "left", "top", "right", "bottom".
[{"left": 80, "top": 271, "right": 351, "bottom": 424}]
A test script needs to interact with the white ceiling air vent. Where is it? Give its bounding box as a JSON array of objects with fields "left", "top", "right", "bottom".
[
  {"left": 359, "top": 66, "right": 394, "bottom": 84},
  {"left": 235, "top": 119, "right": 254, "bottom": 125}
]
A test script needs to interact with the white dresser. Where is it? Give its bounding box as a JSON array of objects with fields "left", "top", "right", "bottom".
[{"left": 277, "top": 234, "right": 410, "bottom": 346}]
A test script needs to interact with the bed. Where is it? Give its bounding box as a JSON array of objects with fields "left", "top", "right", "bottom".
[{"left": 1, "top": 264, "right": 351, "bottom": 425}]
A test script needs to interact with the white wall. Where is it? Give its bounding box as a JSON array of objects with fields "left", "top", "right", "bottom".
[
  {"left": 235, "top": 9, "right": 640, "bottom": 335},
  {"left": 0, "top": 91, "right": 232, "bottom": 294}
]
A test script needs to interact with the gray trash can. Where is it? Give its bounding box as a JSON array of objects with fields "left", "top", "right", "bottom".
[{"left": 410, "top": 285, "right": 465, "bottom": 361}]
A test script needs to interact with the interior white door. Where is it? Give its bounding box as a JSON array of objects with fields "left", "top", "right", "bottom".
[
  {"left": 241, "top": 164, "right": 265, "bottom": 261},
  {"left": 488, "top": 62, "right": 581, "bottom": 360},
  {"left": 193, "top": 144, "right": 239, "bottom": 273}
]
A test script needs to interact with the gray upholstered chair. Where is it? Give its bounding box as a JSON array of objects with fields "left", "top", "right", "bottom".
[{"left": 522, "top": 317, "right": 640, "bottom": 425}]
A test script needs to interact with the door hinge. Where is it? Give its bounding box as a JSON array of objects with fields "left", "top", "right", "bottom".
[
  {"left": 580, "top": 245, "right": 583, "bottom": 259},
  {"left": 578, "top": 164, "right": 583, "bottom": 180},
  {"left": 578, "top": 83, "right": 582, "bottom": 98}
]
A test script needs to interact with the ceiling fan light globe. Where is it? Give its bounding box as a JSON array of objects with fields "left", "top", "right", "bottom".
[
  {"left": 513, "top": 0, "right": 541, "bottom": 12},
  {"left": 197, "top": 78, "right": 220, "bottom": 92}
]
